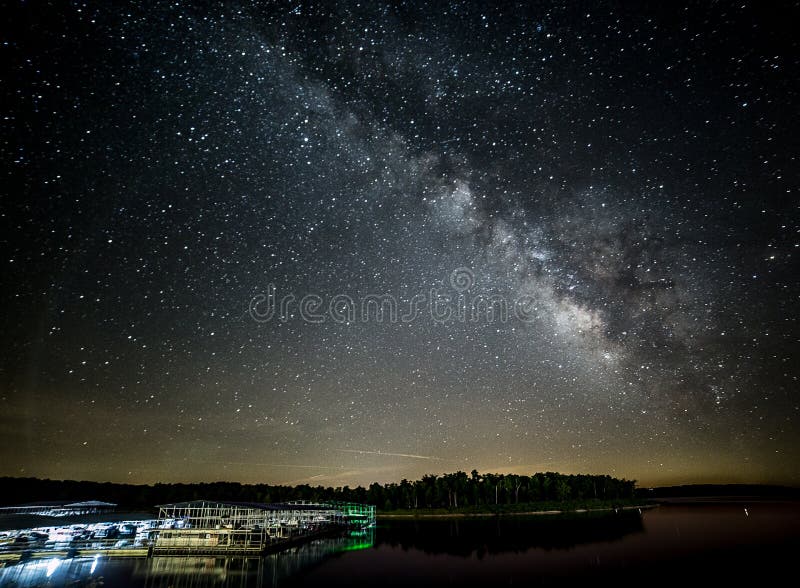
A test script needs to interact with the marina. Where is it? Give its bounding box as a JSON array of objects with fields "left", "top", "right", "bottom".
[{"left": 0, "top": 499, "right": 376, "bottom": 565}]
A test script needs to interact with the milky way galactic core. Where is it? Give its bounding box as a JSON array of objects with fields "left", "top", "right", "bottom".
[{"left": 2, "top": 1, "right": 798, "bottom": 487}]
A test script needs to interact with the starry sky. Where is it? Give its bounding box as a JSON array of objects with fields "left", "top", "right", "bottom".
[{"left": 2, "top": 1, "right": 799, "bottom": 488}]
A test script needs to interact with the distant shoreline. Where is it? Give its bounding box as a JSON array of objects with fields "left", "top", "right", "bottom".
[
  {"left": 378, "top": 504, "right": 657, "bottom": 519},
  {"left": 648, "top": 496, "right": 800, "bottom": 504}
]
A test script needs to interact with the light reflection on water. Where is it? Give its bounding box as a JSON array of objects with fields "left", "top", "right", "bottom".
[
  {"left": 0, "top": 529, "right": 375, "bottom": 587},
  {"left": 2, "top": 505, "right": 799, "bottom": 586}
]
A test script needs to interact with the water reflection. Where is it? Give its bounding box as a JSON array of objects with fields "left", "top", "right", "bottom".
[
  {"left": 137, "top": 529, "right": 374, "bottom": 587},
  {"left": 0, "top": 529, "right": 374, "bottom": 587},
  {"left": 376, "top": 510, "right": 644, "bottom": 557},
  {"left": 3, "top": 506, "right": 798, "bottom": 587},
  {"left": 0, "top": 556, "right": 107, "bottom": 587}
]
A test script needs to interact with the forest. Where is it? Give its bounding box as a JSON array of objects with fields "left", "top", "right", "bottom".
[{"left": 0, "top": 471, "right": 636, "bottom": 512}]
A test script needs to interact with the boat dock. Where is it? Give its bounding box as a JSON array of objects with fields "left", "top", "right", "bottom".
[{"left": 0, "top": 499, "right": 376, "bottom": 560}]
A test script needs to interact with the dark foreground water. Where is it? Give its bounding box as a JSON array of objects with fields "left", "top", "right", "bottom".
[{"left": 3, "top": 503, "right": 799, "bottom": 587}]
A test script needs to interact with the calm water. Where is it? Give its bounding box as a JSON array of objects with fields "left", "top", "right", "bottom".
[{"left": 3, "top": 503, "right": 799, "bottom": 586}]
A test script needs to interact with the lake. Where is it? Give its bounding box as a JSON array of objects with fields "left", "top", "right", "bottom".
[{"left": 3, "top": 502, "right": 798, "bottom": 586}]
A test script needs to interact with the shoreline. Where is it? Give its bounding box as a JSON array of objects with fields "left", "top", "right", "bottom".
[{"left": 377, "top": 504, "right": 657, "bottom": 519}]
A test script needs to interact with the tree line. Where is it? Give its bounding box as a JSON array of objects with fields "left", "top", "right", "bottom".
[
  {"left": 366, "top": 471, "right": 636, "bottom": 510},
  {"left": 0, "top": 471, "right": 635, "bottom": 512}
]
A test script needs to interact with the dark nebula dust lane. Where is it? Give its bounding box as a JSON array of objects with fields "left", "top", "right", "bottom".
[{"left": 1, "top": 1, "right": 798, "bottom": 487}]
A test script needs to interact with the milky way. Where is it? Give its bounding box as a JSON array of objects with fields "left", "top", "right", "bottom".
[{"left": 2, "top": 2, "right": 798, "bottom": 487}]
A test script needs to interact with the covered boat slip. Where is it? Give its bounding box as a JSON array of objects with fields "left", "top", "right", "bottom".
[
  {"left": 152, "top": 500, "right": 375, "bottom": 555},
  {"left": 0, "top": 499, "right": 375, "bottom": 559}
]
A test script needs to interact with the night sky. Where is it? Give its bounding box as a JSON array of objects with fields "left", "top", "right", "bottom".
[{"left": 2, "top": 1, "right": 798, "bottom": 488}]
